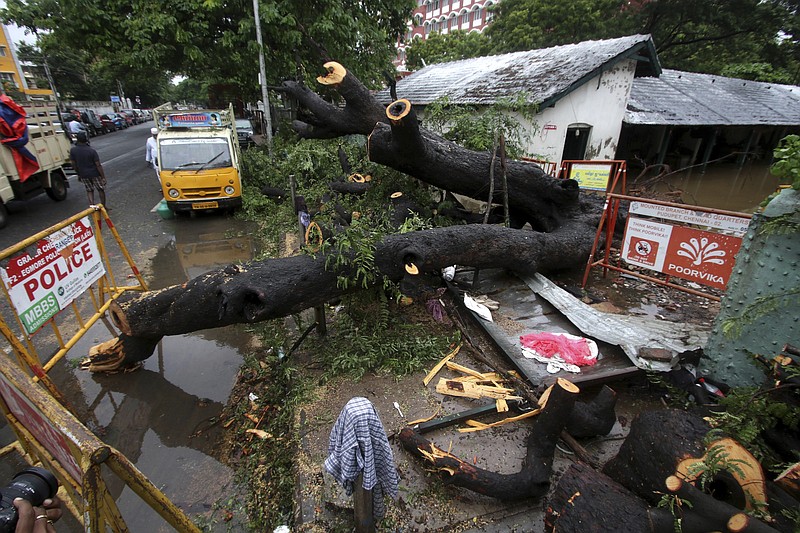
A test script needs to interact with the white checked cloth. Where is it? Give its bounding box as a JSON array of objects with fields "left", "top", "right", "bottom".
[{"left": 324, "top": 397, "right": 399, "bottom": 519}]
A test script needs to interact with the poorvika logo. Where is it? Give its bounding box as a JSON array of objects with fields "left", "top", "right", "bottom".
[{"left": 676, "top": 237, "right": 727, "bottom": 266}]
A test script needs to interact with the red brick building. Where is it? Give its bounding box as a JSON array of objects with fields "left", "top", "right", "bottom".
[{"left": 394, "top": 0, "right": 498, "bottom": 72}]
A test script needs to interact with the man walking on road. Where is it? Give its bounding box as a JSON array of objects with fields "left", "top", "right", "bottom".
[
  {"left": 145, "top": 127, "right": 159, "bottom": 184},
  {"left": 69, "top": 131, "right": 108, "bottom": 208}
]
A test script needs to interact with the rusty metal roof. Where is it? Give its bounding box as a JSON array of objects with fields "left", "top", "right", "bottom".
[
  {"left": 379, "top": 34, "right": 660, "bottom": 107},
  {"left": 626, "top": 69, "right": 800, "bottom": 126}
]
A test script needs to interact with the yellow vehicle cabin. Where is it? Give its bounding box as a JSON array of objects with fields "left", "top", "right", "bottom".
[{"left": 152, "top": 103, "right": 242, "bottom": 214}]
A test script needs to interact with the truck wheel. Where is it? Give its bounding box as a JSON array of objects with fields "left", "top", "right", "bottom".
[
  {"left": 46, "top": 171, "right": 68, "bottom": 201},
  {"left": 0, "top": 203, "right": 8, "bottom": 229}
]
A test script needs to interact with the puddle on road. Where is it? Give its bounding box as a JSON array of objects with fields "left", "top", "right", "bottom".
[{"left": 46, "top": 213, "right": 261, "bottom": 531}]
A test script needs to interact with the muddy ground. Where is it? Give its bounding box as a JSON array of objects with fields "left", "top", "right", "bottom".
[{"left": 219, "top": 260, "right": 722, "bottom": 532}]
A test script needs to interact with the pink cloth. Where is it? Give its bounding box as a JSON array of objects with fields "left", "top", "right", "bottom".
[{"left": 520, "top": 332, "right": 597, "bottom": 366}]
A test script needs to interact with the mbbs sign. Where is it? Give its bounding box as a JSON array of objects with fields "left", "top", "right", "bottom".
[
  {"left": 621, "top": 203, "right": 751, "bottom": 290},
  {"left": 1, "top": 217, "right": 105, "bottom": 335}
]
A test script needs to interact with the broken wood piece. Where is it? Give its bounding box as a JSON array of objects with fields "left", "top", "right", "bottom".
[
  {"left": 81, "top": 334, "right": 158, "bottom": 373},
  {"left": 407, "top": 410, "right": 441, "bottom": 426},
  {"left": 457, "top": 408, "right": 542, "bottom": 433},
  {"left": 445, "top": 361, "right": 488, "bottom": 380},
  {"left": 400, "top": 377, "right": 578, "bottom": 500},
  {"left": 245, "top": 429, "right": 272, "bottom": 439},
  {"left": 496, "top": 398, "right": 508, "bottom": 413},
  {"left": 435, "top": 378, "right": 520, "bottom": 400},
  {"left": 88, "top": 337, "right": 122, "bottom": 358},
  {"left": 774, "top": 461, "right": 800, "bottom": 500},
  {"left": 448, "top": 372, "right": 507, "bottom": 383},
  {"left": 422, "top": 344, "right": 460, "bottom": 386}
]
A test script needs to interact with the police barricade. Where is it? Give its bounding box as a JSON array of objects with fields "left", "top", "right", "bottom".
[
  {"left": 0, "top": 349, "right": 200, "bottom": 531},
  {"left": 0, "top": 206, "right": 146, "bottom": 396},
  {"left": 0, "top": 206, "right": 200, "bottom": 530},
  {"left": 581, "top": 193, "right": 753, "bottom": 300}
]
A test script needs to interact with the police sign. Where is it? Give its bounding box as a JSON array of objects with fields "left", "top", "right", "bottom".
[{"left": 0, "top": 216, "right": 105, "bottom": 334}]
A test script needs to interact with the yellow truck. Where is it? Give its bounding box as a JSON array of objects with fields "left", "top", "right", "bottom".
[
  {"left": 152, "top": 103, "right": 243, "bottom": 214},
  {"left": 0, "top": 101, "right": 72, "bottom": 229}
]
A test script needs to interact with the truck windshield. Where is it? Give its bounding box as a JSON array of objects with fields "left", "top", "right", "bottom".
[{"left": 160, "top": 138, "right": 232, "bottom": 171}]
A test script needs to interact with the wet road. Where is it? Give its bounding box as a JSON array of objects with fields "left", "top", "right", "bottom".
[{"left": 1, "top": 123, "right": 256, "bottom": 530}]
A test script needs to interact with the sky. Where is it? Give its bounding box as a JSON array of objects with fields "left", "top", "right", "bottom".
[{"left": 0, "top": 1, "right": 36, "bottom": 47}]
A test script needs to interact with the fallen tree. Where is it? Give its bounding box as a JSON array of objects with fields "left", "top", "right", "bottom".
[
  {"left": 546, "top": 409, "right": 797, "bottom": 532},
  {"left": 83, "top": 62, "right": 602, "bottom": 370}
]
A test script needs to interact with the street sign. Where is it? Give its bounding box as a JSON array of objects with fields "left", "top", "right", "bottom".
[{"left": 110, "top": 95, "right": 121, "bottom": 103}]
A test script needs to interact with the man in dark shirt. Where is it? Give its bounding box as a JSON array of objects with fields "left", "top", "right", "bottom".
[{"left": 69, "top": 131, "right": 108, "bottom": 208}]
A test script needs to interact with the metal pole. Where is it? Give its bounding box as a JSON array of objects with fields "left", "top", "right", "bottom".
[
  {"left": 253, "top": 0, "right": 274, "bottom": 156},
  {"left": 42, "top": 60, "right": 64, "bottom": 116}
]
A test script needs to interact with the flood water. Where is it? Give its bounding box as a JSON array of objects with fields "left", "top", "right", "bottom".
[
  {"left": 43, "top": 214, "right": 260, "bottom": 531},
  {"left": 643, "top": 160, "right": 780, "bottom": 213}
]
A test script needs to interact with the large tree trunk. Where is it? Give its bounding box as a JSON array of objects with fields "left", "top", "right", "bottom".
[
  {"left": 87, "top": 221, "right": 596, "bottom": 368},
  {"left": 602, "top": 409, "right": 710, "bottom": 505},
  {"left": 86, "top": 62, "right": 600, "bottom": 369},
  {"left": 281, "top": 65, "right": 585, "bottom": 232}
]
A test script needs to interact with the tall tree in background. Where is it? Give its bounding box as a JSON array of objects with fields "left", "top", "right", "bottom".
[
  {"left": 405, "top": 30, "right": 492, "bottom": 70},
  {"left": 1, "top": 0, "right": 415, "bottom": 103},
  {"left": 630, "top": 0, "right": 799, "bottom": 83},
  {"left": 407, "top": 0, "right": 798, "bottom": 84},
  {"left": 486, "top": 0, "right": 628, "bottom": 52}
]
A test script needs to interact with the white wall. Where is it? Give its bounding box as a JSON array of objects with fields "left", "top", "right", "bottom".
[{"left": 521, "top": 59, "right": 637, "bottom": 167}]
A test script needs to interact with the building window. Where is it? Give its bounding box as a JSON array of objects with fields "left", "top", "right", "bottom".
[
  {"left": 0, "top": 73, "right": 18, "bottom": 88},
  {"left": 460, "top": 12, "right": 469, "bottom": 26},
  {"left": 473, "top": 7, "right": 482, "bottom": 22},
  {"left": 433, "top": 0, "right": 440, "bottom": 10},
  {"left": 0, "top": 47, "right": 6, "bottom": 57},
  {"left": 450, "top": 15, "right": 458, "bottom": 30}
]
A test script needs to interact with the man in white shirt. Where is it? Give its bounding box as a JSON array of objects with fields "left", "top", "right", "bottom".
[
  {"left": 145, "top": 127, "right": 159, "bottom": 184},
  {"left": 68, "top": 118, "right": 87, "bottom": 140}
]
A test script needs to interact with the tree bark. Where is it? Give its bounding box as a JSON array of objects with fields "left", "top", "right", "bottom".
[
  {"left": 86, "top": 63, "right": 600, "bottom": 368},
  {"left": 565, "top": 385, "right": 618, "bottom": 438},
  {"left": 280, "top": 63, "right": 585, "bottom": 231},
  {"left": 602, "top": 409, "right": 709, "bottom": 505},
  {"left": 545, "top": 462, "right": 676, "bottom": 533},
  {"left": 546, "top": 464, "right": 781, "bottom": 533}
]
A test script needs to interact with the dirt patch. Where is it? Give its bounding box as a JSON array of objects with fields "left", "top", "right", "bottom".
[{"left": 219, "top": 264, "right": 721, "bottom": 531}]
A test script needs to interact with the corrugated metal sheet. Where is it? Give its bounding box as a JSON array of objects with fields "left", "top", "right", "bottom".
[
  {"left": 626, "top": 69, "right": 800, "bottom": 126},
  {"left": 378, "top": 34, "right": 658, "bottom": 106}
]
